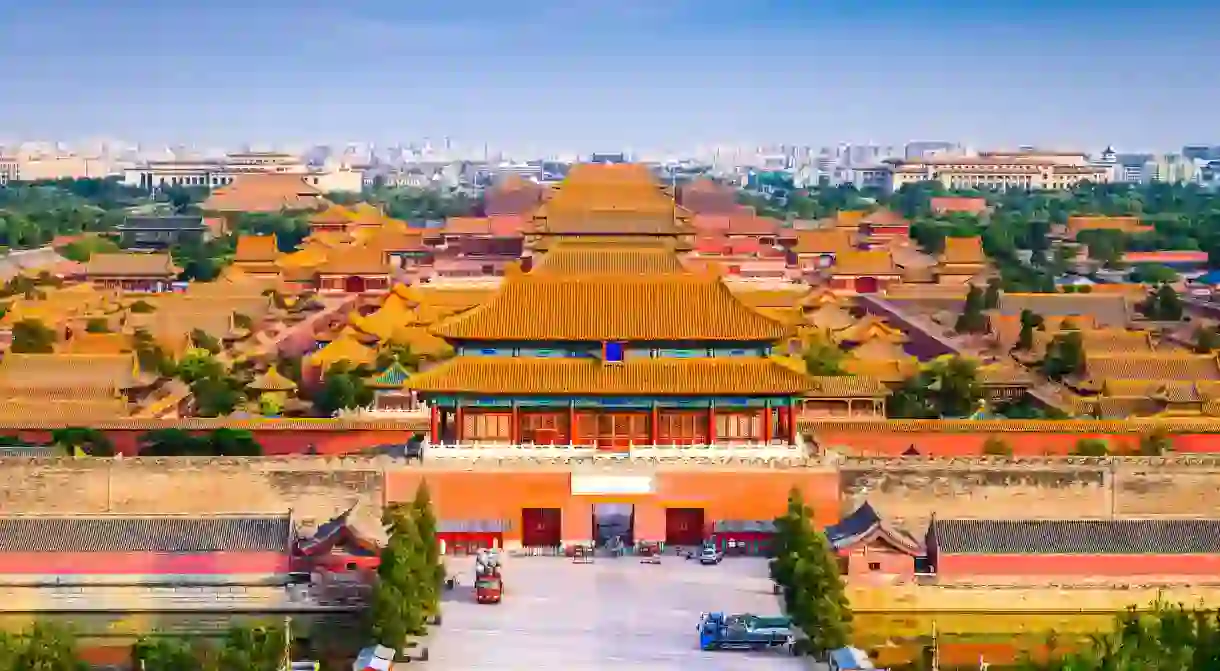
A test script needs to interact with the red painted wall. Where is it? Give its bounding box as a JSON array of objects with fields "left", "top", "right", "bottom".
[
  {"left": 938, "top": 553, "right": 1220, "bottom": 577},
  {"left": 0, "top": 551, "right": 290, "bottom": 575},
  {"left": 10, "top": 428, "right": 421, "bottom": 456},
  {"left": 813, "top": 430, "right": 1220, "bottom": 456}
]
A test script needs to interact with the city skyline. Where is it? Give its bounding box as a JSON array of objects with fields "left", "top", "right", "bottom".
[{"left": 1, "top": 0, "right": 1217, "bottom": 153}]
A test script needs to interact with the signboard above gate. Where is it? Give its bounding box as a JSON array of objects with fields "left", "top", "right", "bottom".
[{"left": 570, "top": 475, "right": 655, "bottom": 496}]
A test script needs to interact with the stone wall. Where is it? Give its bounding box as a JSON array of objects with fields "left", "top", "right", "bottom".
[{"left": 7, "top": 455, "right": 1220, "bottom": 539}]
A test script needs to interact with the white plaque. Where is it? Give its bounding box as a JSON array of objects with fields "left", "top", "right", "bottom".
[{"left": 570, "top": 474, "right": 655, "bottom": 496}]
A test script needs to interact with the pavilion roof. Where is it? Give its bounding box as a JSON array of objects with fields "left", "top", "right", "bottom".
[
  {"left": 0, "top": 353, "right": 148, "bottom": 395},
  {"left": 234, "top": 235, "right": 281, "bottom": 263},
  {"left": 792, "top": 229, "right": 856, "bottom": 255},
  {"left": 408, "top": 357, "right": 814, "bottom": 395},
  {"left": 531, "top": 239, "right": 686, "bottom": 276},
  {"left": 276, "top": 245, "right": 330, "bottom": 270},
  {"left": 730, "top": 288, "right": 812, "bottom": 310},
  {"left": 430, "top": 268, "right": 789, "bottom": 342},
  {"left": 316, "top": 246, "right": 390, "bottom": 276},
  {"left": 305, "top": 230, "right": 353, "bottom": 248},
  {"left": 939, "top": 236, "right": 986, "bottom": 266},
  {"left": 834, "top": 316, "right": 905, "bottom": 344},
  {"left": 368, "top": 361, "right": 411, "bottom": 389},
  {"left": 309, "top": 204, "right": 358, "bottom": 226},
  {"left": 841, "top": 357, "right": 919, "bottom": 383},
  {"left": 394, "top": 284, "right": 492, "bottom": 318},
  {"left": 828, "top": 250, "right": 899, "bottom": 276},
  {"left": 56, "top": 332, "right": 136, "bottom": 355},
  {"left": 84, "top": 253, "right": 179, "bottom": 277},
  {"left": 305, "top": 332, "right": 377, "bottom": 369},
  {"left": 1081, "top": 352, "right": 1220, "bottom": 383},
  {"left": 248, "top": 367, "right": 298, "bottom": 393},
  {"left": 202, "top": 174, "right": 328, "bottom": 213},
  {"left": 806, "top": 303, "right": 857, "bottom": 332},
  {"left": 847, "top": 336, "right": 910, "bottom": 361}
]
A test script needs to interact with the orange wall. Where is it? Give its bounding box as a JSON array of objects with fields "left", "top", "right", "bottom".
[
  {"left": 11, "top": 428, "right": 420, "bottom": 456},
  {"left": 816, "top": 430, "right": 1218, "bottom": 456}
]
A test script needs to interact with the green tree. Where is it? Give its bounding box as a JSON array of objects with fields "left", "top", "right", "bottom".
[
  {"left": 214, "top": 623, "right": 289, "bottom": 671},
  {"left": 139, "top": 429, "right": 210, "bottom": 456},
  {"left": 802, "top": 333, "right": 847, "bottom": 375},
  {"left": 983, "top": 278, "right": 1001, "bottom": 310},
  {"left": 1129, "top": 263, "right": 1179, "bottom": 284},
  {"left": 130, "top": 299, "right": 157, "bottom": 314},
  {"left": 1016, "top": 309, "right": 1045, "bottom": 351},
  {"left": 316, "top": 362, "right": 374, "bottom": 416},
  {"left": 192, "top": 375, "right": 242, "bottom": 418},
  {"left": 982, "top": 436, "right": 1013, "bottom": 456},
  {"left": 190, "top": 329, "right": 222, "bottom": 354},
  {"left": 1139, "top": 284, "right": 1184, "bottom": 321},
  {"left": 954, "top": 285, "right": 988, "bottom": 334},
  {"left": 1195, "top": 326, "right": 1220, "bottom": 354},
  {"left": 1073, "top": 438, "right": 1110, "bottom": 456},
  {"left": 11, "top": 318, "right": 57, "bottom": 353},
  {"left": 1043, "top": 331, "right": 1085, "bottom": 379},
  {"left": 411, "top": 481, "right": 444, "bottom": 618},
  {"left": 769, "top": 488, "right": 852, "bottom": 657},
  {"left": 369, "top": 504, "right": 427, "bottom": 650},
  {"left": 1138, "top": 428, "right": 1173, "bottom": 456},
  {"left": 84, "top": 317, "right": 110, "bottom": 333},
  {"left": 208, "top": 428, "right": 262, "bottom": 456},
  {"left": 131, "top": 636, "right": 203, "bottom": 671},
  {"left": 50, "top": 427, "right": 114, "bottom": 457},
  {"left": 6, "top": 621, "right": 87, "bottom": 671}
]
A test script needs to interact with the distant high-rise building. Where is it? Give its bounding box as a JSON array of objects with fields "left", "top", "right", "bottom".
[
  {"left": 904, "top": 141, "right": 959, "bottom": 160},
  {"left": 1183, "top": 145, "right": 1220, "bottom": 162}
]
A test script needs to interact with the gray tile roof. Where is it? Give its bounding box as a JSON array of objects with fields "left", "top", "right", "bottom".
[
  {"left": 932, "top": 519, "right": 1220, "bottom": 555},
  {"left": 0, "top": 515, "right": 293, "bottom": 553}
]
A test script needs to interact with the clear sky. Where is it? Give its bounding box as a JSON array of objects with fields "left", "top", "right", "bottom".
[{"left": 0, "top": 0, "right": 1216, "bottom": 154}]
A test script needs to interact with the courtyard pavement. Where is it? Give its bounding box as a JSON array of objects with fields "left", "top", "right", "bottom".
[{"left": 426, "top": 555, "right": 814, "bottom": 670}]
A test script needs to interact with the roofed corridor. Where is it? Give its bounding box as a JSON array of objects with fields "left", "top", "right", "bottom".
[{"left": 428, "top": 556, "right": 808, "bottom": 670}]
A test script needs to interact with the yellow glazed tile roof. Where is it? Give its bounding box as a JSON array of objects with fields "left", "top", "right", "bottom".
[
  {"left": 408, "top": 357, "right": 815, "bottom": 395},
  {"left": 56, "top": 332, "right": 136, "bottom": 355},
  {"left": 842, "top": 357, "right": 919, "bottom": 383},
  {"left": 0, "top": 353, "right": 146, "bottom": 393},
  {"left": 84, "top": 253, "right": 179, "bottom": 277},
  {"left": 305, "top": 333, "right": 377, "bottom": 369},
  {"left": 939, "top": 236, "right": 986, "bottom": 266},
  {"left": 1083, "top": 353, "right": 1220, "bottom": 382},
  {"left": 431, "top": 271, "right": 789, "bottom": 342},
  {"left": 234, "top": 235, "right": 281, "bottom": 263},
  {"left": 248, "top": 367, "right": 298, "bottom": 392},
  {"left": 829, "top": 250, "right": 899, "bottom": 276},
  {"left": 731, "top": 288, "right": 813, "bottom": 309},
  {"left": 531, "top": 240, "right": 686, "bottom": 276},
  {"left": 316, "top": 246, "right": 390, "bottom": 276}
]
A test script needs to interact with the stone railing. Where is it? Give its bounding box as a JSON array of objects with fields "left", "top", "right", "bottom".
[{"left": 424, "top": 441, "right": 809, "bottom": 464}]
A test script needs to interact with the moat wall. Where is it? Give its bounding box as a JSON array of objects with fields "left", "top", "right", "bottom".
[{"left": 4, "top": 456, "right": 1220, "bottom": 535}]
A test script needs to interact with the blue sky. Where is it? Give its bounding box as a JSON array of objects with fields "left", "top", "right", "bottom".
[{"left": 0, "top": 0, "right": 1215, "bottom": 153}]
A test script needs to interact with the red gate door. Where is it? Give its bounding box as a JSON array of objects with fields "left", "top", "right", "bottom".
[
  {"left": 521, "top": 508, "right": 562, "bottom": 547},
  {"left": 665, "top": 508, "right": 706, "bottom": 546}
]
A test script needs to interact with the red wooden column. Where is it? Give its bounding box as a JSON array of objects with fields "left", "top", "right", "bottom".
[
  {"left": 788, "top": 399, "right": 797, "bottom": 443},
  {"left": 430, "top": 404, "right": 440, "bottom": 442},
  {"left": 510, "top": 402, "right": 520, "bottom": 443},
  {"left": 454, "top": 403, "right": 464, "bottom": 442},
  {"left": 568, "top": 401, "right": 577, "bottom": 444},
  {"left": 762, "top": 402, "right": 772, "bottom": 443},
  {"left": 650, "top": 403, "right": 659, "bottom": 445},
  {"left": 707, "top": 401, "right": 717, "bottom": 443}
]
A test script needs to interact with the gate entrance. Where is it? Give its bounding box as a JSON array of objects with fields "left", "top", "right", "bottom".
[
  {"left": 664, "top": 507, "right": 705, "bottom": 547},
  {"left": 520, "top": 508, "right": 562, "bottom": 547},
  {"left": 592, "top": 503, "right": 634, "bottom": 548}
]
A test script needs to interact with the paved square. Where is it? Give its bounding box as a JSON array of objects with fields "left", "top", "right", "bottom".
[{"left": 427, "top": 555, "right": 810, "bottom": 670}]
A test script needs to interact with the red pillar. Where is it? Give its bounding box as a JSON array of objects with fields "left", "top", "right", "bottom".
[
  {"left": 430, "top": 403, "right": 440, "bottom": 442},
  {"left": 707, "top": 402, "right": 717, "bottom": 443},
  {"left": 650, "top": 404, "right": 659, "bottom": 445},
  {"left": 511, "top": 403, "right": 520, "bottom": 443},
  {"left": 762, "top": 404, "right": 772, "bottom": 443},
  {"left": 455, "top": 404, "right": 464, "bottom": 442},
  {"left": 789, "top": 399, "right": 797, "bottom": 444},
  {"left": 568, "top": 401, "right": 577, "bottom": 445}
]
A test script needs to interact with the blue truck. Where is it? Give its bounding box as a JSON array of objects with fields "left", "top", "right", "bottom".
[{"left": 697, "top": 612, "right": 796, "bottom": 652}]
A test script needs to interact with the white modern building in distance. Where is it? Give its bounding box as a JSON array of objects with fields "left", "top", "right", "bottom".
[{"left": 123, "top": 151, "right": 363, "bottom": 192}]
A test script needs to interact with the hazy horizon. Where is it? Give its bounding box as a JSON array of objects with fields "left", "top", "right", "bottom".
[{"left": 1, "top": 0, "right": 1217, "bottom": 154}]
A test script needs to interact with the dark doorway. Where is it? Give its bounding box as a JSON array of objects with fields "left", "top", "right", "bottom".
[
  {"left": 854, "top": 276, "right": 879, "bottom": 293},
  {"left": 665, "top": 507, "right": 705, "bottom": 547},
  {"left": 592, "top": 503, "right": 634, "bottom": 547},
  {"left": 344, "top": 275, "right": 367, "bottom": 293},
  {"left": 520, "top": 508, "right": 562, "bottom": 547}
]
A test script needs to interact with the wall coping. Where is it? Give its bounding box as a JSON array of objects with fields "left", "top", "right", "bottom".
[
  {"left": 0, "top": 416, "right": 1218, "bottom": 434},
  {"left": 6, "top": 454, "right": 1220, "bottom": 471}
]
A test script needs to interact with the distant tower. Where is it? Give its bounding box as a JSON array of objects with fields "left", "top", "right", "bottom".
[{"left": 1098, "top": 145, "right": 1118, "bottom": 164}]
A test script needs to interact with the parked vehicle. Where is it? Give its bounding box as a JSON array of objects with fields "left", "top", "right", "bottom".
[
  {"left": 474, "top": 549, "right": 503, "bottom": 604},
  {"left": 697, "top": 612, "right": 796, "bottom": 652},
  {"left": 638, "top": 541, "right": 661, "bottom": 564},
  {"left": 699, "top": 544, "right": 724, "bottom": 565}
]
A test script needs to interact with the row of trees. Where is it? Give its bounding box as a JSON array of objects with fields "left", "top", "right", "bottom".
[
  {"left": 0, "top": 620, "right": 291, "bottom": 671},
  {"left": 368, "top": 483, "right": 445, "bottom": 651},
  {"left": 49, "top": 427, "right": 263, "bottom": 457},
  {"left": 769, "top": 488, "right": 853, "bottom": 657},
  {"left": 1023, "top": 601, "right": 1220, "bottom": 670}
]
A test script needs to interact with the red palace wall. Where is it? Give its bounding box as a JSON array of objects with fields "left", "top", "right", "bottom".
[
  {"left": 8, "top": 427, "right": 421, "bottom": 456},
  {"left": 0, "top": 551, "right": 291, "bottom": 576},
  {"left": 937, "top": 553, "right": 1220, "bottom": 578},
  {"left": 814, "top": 430, "right": 1220, "bottom": 456}
]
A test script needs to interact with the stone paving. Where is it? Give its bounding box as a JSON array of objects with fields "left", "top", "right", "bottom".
[{"left": 426, "top": 555, "right": 812, "bottom": 670}]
